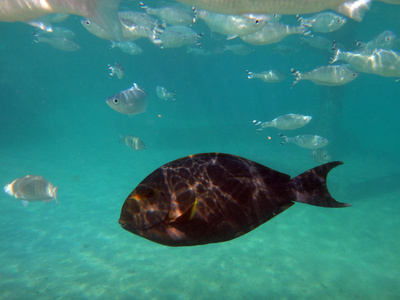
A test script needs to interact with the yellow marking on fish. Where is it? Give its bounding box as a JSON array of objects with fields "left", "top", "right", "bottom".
[{"left": 189, "top": 199, "right": 199, "bottom": 220}]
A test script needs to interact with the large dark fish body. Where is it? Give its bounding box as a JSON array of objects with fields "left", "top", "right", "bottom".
[{"left": 119, "top": 153, "right": 349, "bottom": 246}]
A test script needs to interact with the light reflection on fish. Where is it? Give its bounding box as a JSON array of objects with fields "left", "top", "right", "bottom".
[
  {"left": 0, "top": 0, "right": 123, "bottom": 40},
  {"left": 4, "top": 175, "right": 58, "bottom": 206},
  {"left": 106, "top": 83, "right": 148, "bottom": 115}
]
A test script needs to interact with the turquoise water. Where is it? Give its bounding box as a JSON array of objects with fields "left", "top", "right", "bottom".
[{"left": 1, "top": 1, "right": 400, "bottom": 299}]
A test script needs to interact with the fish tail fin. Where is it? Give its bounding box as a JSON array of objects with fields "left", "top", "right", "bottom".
[
  {"left": 329, "top": 42, "right": 341, "bottom": 64},
  {"left": 194, "top": 33, "right": 203, "bottom": 48},
  {"left": 291, "top": 161, "right": 350, "bottom": 207},
  {"left": 246, "top": 70, "right": 254, "bottom": 79},
  {"left": 290, "top": 68, "right": 301, "bottom": 88},
  {"left": 171, "top": 91, "right": 177, "bottom": 102},
  {"left": 297, "top": 16, "right": 312, "bottom": 28},
  {"left": 253, "top": 120, "right": 269, "bottom": 132},
  {"left": 53, "top": 186, "right": 59, "bottom": 206},
  {"left": 32, "top": 32, "right": 40, "bottom": 43},
  {"left": 118, "top": 134, "right": 126, "bottom": 143},
  {"left": 86, "top": 0, "right": 123, "bottom": 41},
  {"left": 150, "top": 21, "right": 166, "bottom": 48},
  {"left": 355, "top": 40, "right": 364, "bottom": 48},
  {"left": 279, "top": 133, "right": 288, "bottom": 145},
  {"left": 335, "top": 0, "right": 370, "bottom": 22},
  {"left": 139, "top": 2, "right": 150, "bottom": 14}
]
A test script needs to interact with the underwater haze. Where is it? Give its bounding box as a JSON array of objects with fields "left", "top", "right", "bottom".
[{"left": 1, "top": 0, "right": 400, "bottom": 299}]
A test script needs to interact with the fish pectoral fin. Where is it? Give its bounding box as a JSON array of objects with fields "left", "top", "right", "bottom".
[
  {"left": 21, "top": 200, "right": 29, "bottom": 207},
  {"left": 169, "top": 199, "right": 199, "bottom": 225}
]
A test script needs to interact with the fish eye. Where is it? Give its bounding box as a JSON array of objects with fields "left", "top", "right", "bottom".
[
  {"left": 352, "top": 73, "right": 357, "bottom": 76},
  {"left": 85, "top": 20, "right": 91, "bottom": 27},
  {"left": 113, "top": 98, "right": 118, "bottom": 103},
  {"left": 255, "top": 19, "right": 260, "bottom": 24}
]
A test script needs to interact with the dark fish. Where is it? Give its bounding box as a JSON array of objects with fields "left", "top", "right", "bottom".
[{"left": 119, "top": 153, "right": 350, "bottom": 246}]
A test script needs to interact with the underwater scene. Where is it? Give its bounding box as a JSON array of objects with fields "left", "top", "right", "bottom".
[{"left": 1, "top": 0, "right": 399, "bottom": 299}]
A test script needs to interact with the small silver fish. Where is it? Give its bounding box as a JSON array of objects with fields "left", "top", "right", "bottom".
[
  {"left": 106, "top": 83, "right": 148, "bottom": 115},
  {"left": 254, "top": 114, "right": 312, "bottom": 131},
  {"left": 240, "top": 22, "right": 309, "bottom": 45},
  {"left": 159, "top": 26, "right": 202, "bottom": 48},
  {"left": 119, "top": 135, "right": 146, "bottom": 151},
  {"left": 33, "top": 27, "right": 80, "bottom": 51},
  {"left": 279, "top": 134, "right": 329, "bottom": 149},
  {"left": 310, "top": 148, "right": 332, "bottom": 164},
  {"left": 195, "top": 9, "right": 267, "bottom": 39},
  {"left": 355, "top": 30, "right": 398, "bottom": 50},
  {"left": 246, "top": 70, "right": 287, "bottom": 82},
  {"left": 291, "top": 65, "right": 359, "bottom": 86},
  {"left": 140, "top": 2, "right": 194, "bottom": 26},
  {"left": 110, "top": 41, "right": 143, "bottom": 55},
  {"left": 298, "top": 12, "right": 346, "bottom": 33},
  {"left": 156, "top": 86, "right": 177, "bottom": 102},
  {"left": 222, "top": 44, "right": 253, "bottom": 55},
  {"left": 108, "top": 63, "right": 124, "bottom": 79},
  {"left": 4, "top": 175, "right": 58, "bottom": 206},
  {"left": 33, "top": 34, "right": 81, "bottom": 51}
]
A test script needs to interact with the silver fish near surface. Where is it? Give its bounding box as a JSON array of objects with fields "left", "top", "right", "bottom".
[
  {"left": 108, "top": 63, "right": 124, "bottom": 79},
  {"left": 240, "top": 22, "right": 309, "bottom": 45},
  {"left": 4, "top": 175, "right": 58, "bottom": 206},
  {"left": 291, "top": 65, "right": 359, "bottom": 86},
  {"left": 110, "top": 41, "right": 143, "bottom": 55},
  {"left": 195, "top": 9, "right": 267, "bottom": 39},
  {"left": 33, "top": 28, "right": 80, "bottom": 51},
  {"left": 355, "top": 30, "right": 398, "bottom": 50},
  {"left": 156, "top": 86, "right": 177, "bottom": 102},
  {"left": 279, "top": 134, "right": 329, "bottom": 149},
  {"left": 298, "top": 12, "right": 347, "bottom": 33},
  {"left": 175, "top": 0, "right": 371, "bottom": 21},
  {"left": 159, "top": 26, "right": 202, "bottom": 48},
  {"left": 222, "top": 44, "right": 253, "bottom": 55},
  {"left": 310, "top": 148, "right": 332, "bottom": 164},
  {"left": 106, "top": 83, "right": 148, "bottom": 115},
  {"left": 330, "top": 47, "right": 400, "bottom": 78},
  {"left": 301, "top": 35, "right": 336, "bottom": 52},
  {"left": 246, "top": 70, "right": 287, "bottom": 82},
  {"left": 253, "top": 114, "right": 312, "bottom": 131},
  {"left": 0, "top": 0, "right": 123, "bottom": 41},
  {"left": 82, "top": 11, "right": 164, "bottom": 44},
  {"left": 140, "top": 2, "right": 194, "bottom": 26},
  {"left": 119, "top": 135, "right": 146, "bottom": 151}
]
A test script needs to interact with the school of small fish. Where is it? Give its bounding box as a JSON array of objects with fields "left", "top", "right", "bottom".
[{"left": 1, "top": 0, "right": 400, "bottom": 205}]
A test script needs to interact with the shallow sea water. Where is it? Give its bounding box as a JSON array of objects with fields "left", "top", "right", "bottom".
[{"left": 1, "top": 1, "right": 400, "bottom": 299}]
